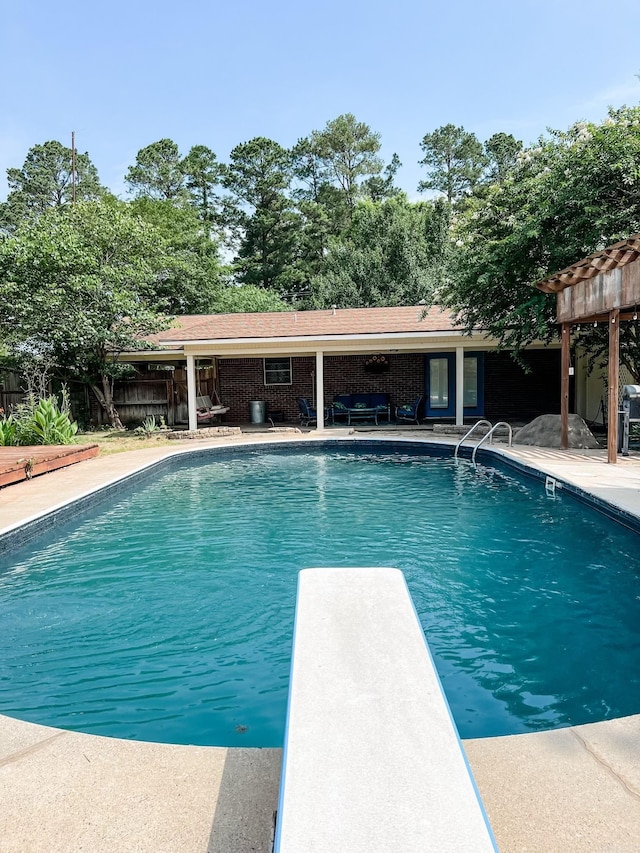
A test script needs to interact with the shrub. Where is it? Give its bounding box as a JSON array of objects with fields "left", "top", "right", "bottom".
[
  {"left": 0, "top": 415, "right": 18, "bottom": 446},
  {"left": 134, "top": 415, "right": 168, "bottom": 438},
  {"left": 134, "top": 415, "right": 160, "bottom": 437},
  {"left": 27, "top": 397, "right": 78, "bottom": 444},
  {"left": 5, "top": 395, "right": 79, "bottom": 446}
]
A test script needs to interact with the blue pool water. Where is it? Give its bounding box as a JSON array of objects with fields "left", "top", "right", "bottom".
[{"left": 1, "top": 444, "right": 640, "bottom": 747}]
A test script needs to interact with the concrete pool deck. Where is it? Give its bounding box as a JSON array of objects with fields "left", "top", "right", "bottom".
[{"left": 2, "top": 430, "right": 640, "bottom": 851}]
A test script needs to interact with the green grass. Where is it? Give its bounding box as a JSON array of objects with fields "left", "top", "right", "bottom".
[{"left": 75, "top": 429, "right": 176, "bottom": 456}]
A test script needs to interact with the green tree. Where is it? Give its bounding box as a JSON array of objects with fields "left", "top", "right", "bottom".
[
  {"left": 483, "top": 132, "right": 522, "bottom": 185},
  {"left": 362, "top": 153, "right": 403, "bottom": 202},
  {"left": 308, "top": 113, "right": 386, "bottom": 224},
  {"left": 129, "top": 197, "right": 289, "bottom": 315},
  {"left": 292, "top": 119, "right": 399, "bottom": 287},
  {"left": 130, "top": 197, "right": 224, "bottom": 313},
  {"left": 309, "top": 195, "right": 449, "bottom": 308},
  {"left": 213, "top": 284, "right": 288, "bottom": 313},
  {"left": 0, "top": 140, "right": 103, "bottom": 231},
  {"left": 0, "top": 200, "right": 175, "bottom": 428},
  {"left": 125, "top": 139, "right": 186, "bottom": 201},
  {"left": 291, "top": 137, "right": 335, "bottom": 283},
  {"left": 418, "top": 124, "right": 486, "bottom": 203},
  {"left": 181, "top": 144, "right": 224, "bottom": 224},
  {"left": 223, "top": 137, "right": 303, "bottom": 297},
  {"left": 446, "top": 107, "right": 640, "bottom": 359}
]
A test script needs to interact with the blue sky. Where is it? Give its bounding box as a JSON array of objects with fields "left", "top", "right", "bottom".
[{"left": 1, "top": 0, "right": 639, "bottom": 202}]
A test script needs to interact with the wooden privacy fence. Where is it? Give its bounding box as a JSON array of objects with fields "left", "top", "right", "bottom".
[{"left": 92, "top": 366, "right": 220, "bottom": 427}]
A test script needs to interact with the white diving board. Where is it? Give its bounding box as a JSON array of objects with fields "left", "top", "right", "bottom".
[{"left": 274, "top": 567, "right": 497, "bottom": 853}]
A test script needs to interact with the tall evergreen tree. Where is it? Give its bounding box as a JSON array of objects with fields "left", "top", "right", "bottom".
[
  {"left": 125, "top": 139, "right": 186, "bottom": 201},
  {"left": 308, "top": 113, "right": 386, "bottom": 224},
  {"left": 292, "top": 116, "right": 399, "bottom": 285},
  {"left": 223, "top": 137, "right": 303, "bottom": 297},
  {"left": 362, "top": 153, "right": 403, "bottom": 202},
  {"left": 0, "top": 140, "right": 103, "bottom": 231},
  {"left": 418, "top": 124, "right": 486, "bottom": 203},
  {"left": 483, "top": 132, "right": 522, "bottom": 185},
  {"left": 181, "top": 144, "right": 224, "bottom": 224}
]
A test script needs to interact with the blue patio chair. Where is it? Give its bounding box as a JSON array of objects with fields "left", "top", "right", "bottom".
[
  {"left": 297, "top": 397, "right": 330, "bottom": 426},
  {"left": 395, "top": 394, "right": 424, "bottom": 424}
]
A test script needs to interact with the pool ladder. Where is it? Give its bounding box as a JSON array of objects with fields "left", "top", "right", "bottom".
[{"left": 454, "top": 420, "right": 513, "bottom": 463}]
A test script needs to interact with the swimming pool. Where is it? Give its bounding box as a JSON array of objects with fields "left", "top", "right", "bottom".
[{"left": 2, "top": 442, "right": 640, "bottom": 747}]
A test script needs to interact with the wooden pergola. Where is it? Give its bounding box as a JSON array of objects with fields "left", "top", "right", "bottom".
[{"left": 536, "top": 234, "right": 640, "bottom": 463}]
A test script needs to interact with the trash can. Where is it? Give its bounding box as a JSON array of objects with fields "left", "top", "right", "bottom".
[{"left": 249, "top": 400, "right": 266, "bottom": 424}]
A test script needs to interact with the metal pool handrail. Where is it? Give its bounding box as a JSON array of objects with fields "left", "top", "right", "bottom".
[
  {"left": 472, "top": 421, "right": 513, "bottom": 463},
  {"left": 454, "top": 420, "right": 493, "bottom": 458}
]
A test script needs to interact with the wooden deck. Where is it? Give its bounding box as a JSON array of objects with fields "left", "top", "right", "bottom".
[{"left": 0, "top": 444, "right": 99, "bottom": 488}]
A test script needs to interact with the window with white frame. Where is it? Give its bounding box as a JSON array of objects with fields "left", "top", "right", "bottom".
[{"left": 264, "top": 357, "right": 292, "bottom": 385}]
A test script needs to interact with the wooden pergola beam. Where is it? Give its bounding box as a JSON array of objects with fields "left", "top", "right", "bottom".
[
  {"left": 608, "top": 308, "right": 620, "bottom": 464},
  {"left": 561, "top": 323, "right": 570, "bottom": 449}
]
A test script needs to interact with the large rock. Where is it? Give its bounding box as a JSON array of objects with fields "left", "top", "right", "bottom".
[{"left": 515, "top": 414, "right": 600, "bottom": 449}]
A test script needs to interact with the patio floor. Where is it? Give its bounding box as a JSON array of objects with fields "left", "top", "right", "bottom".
[{"left": 2, "top": 430, "right": 640, "bottom": 852}]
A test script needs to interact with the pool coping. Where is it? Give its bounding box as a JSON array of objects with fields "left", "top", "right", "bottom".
[{"left": 3, "top": 430, "right": 640, "bottom": 851}]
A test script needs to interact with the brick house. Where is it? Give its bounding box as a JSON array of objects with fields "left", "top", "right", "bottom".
[{"left": 117, "top": 305, "right": 562, "bottom": 429}]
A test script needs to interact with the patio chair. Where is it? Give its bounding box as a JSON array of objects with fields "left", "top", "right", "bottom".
[
  {"left": 395, "top": 394, "right": 424, "bottom": 425},
  {"left": 297, "top": 398, "right": 330, "bottom": 426}
]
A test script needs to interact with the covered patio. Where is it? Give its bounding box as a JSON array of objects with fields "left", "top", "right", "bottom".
[{"left": 120, "top": 305, "right": 560, "bottom": 431}]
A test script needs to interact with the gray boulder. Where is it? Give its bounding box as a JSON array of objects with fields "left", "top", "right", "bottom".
[{"left": 515, "top": 414, "right": 600, "bottom": 449}]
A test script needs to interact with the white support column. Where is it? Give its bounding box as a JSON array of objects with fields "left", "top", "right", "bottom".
[
  {"left": 315, "top": 350, "right": 325, "bottom": 430},
  {"left": 186, "top": 354, "right": 197, "bottom": 432},
  {"left": 455, "top": 346, "right": 465, "bottom": 426}
]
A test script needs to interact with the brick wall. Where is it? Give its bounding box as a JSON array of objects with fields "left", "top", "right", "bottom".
[
  {"left": 218, "top": 354, "right": 426, "bottom": 422},
  {"left": 197, "top": 349, "right": 564, "bottom": 425},
  {"left": 324, "top": 354, "right": 424, "bottom": 410},
  {"left": 484, "top": 350, "right": 563, "bottom": 422}
]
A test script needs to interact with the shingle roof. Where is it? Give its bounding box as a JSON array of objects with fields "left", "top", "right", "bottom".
[{"left": 150, "top": 305, "right": 458, "bottom": 344}]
